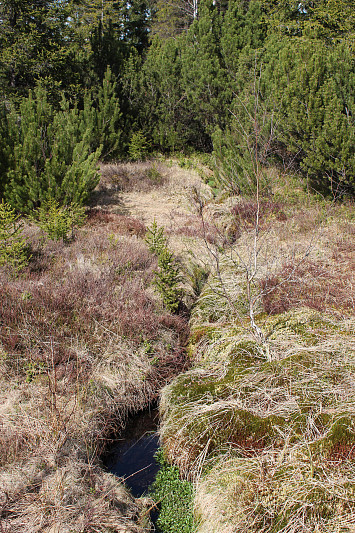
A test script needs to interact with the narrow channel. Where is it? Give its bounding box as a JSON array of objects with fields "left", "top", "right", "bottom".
[{"left": 103, "top": 407, "right": 160, "bottom": 498}]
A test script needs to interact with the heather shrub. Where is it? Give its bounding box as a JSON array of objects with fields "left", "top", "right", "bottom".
[
  {"left": 99, "top": 162, "right": 166, "bottom": 194},
  {"left": 86, "top": 209, "right": 146, "bottom": 237},
  {"left": 260, "top": 257, "right": 355, "bottom": 315}
]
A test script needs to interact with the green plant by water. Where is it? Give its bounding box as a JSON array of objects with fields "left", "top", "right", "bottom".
[{"left": 151, "top": 450, "right": 196, "bottom": 533}]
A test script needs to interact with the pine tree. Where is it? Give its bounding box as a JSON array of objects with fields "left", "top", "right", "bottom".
[
  {"left": 221, "top": 0, "right": 266, "bottom": 81},
  {"left": 263, "top": 37, "right": 354, "bottom": 195},
  {"left": 139, "top": 35, "right": 191, "bottom": 151},
  {"left": 2, "top": 87, "right": 101, "bottom": 213},
  {"left": 0, "top": 200, "right": 29, "bottom": 271},
  {"left": 83, "top": 67, "right": 123, "bottom": 160}
]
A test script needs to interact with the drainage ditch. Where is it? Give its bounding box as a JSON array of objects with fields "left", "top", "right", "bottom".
[
  {"left": 103, "top": 407, "right": 160, "bottom": 498},
  {"left": 103, "top": 407, "right": 161, "bottom": 530}
]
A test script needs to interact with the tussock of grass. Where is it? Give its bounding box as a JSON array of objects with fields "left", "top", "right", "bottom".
[
  {"left": 160, "top": 310, "right": 355, "bottom": 475},
  {"left": 195, "top": 447, "right": 355, "bottom": 533},
  {"left": 1, "top": 459, "right": 143, "bottom": 532}
]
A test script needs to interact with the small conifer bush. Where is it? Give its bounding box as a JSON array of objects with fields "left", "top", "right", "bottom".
[
  {"left": 146, "top": 221, "right": 182, "bottom": 313},
  {"left": 155, "top": 248, "right": 182, "bottom": 314},
  {"left": 32, "top": 198, "right": 86, "bottom": 242},
  {"left": 0, "top": 201, "right": 30, "bottom": 271},
  {"left": 128, "top": 131, "right": 150, "bottom": 161},
  {"left": 145, "top": 220, "right": 168, "bottom": 256}
]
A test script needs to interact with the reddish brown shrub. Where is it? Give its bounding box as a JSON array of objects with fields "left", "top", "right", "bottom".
[
  {"left": 86, "top": 209, "right": 146, "bottom": 237},
  {"left": 231, "top": 199, "right": 287, "bottom": 231},
  {"left": 0, "top": 224, "right": 187, "bottom": 384},
  {"left": 261, "top": 258, "right": 355, "bottom": 315},
  {"left": 168, "top": 215, "right": 219, "bottom": 245}
]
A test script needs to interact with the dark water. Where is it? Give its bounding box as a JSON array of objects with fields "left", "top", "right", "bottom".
[{"left": 104, "top": 408, "right": 160, "bottom": 498}]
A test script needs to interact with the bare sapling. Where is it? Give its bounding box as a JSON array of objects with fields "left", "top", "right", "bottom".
[{"left": 196, "top": 60, "right": 328, "bottom": 361}]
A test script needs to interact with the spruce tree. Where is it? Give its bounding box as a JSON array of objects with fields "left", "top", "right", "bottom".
[{"left": 181, "top": 0, "right": 230, "bottom": 137}]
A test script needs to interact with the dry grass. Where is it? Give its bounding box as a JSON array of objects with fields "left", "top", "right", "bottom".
[
  {"left": 160, "top": 310, "right": 355, "bottom": 474},
  {"left": 99, "top": 161, "right": 166, "bottom": 194},
  {"left": 1, "top": 459, "right": 144, "bottom": 532},
  {"left": 156, "top": 170, "right": 355, "bottom": 531},
  {"left": 195, "top": 446, "right": 355, "bottom": 533},
  {"left": 1, "top": 159, "right": 354, "bottom": 532},
  {"left": 0, "top": 207, "right": 188, "bottom": 531}
]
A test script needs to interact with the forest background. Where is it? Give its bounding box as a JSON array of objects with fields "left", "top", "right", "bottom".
[{"left": 0, "top": 0, "right": 354, "bottom": 214}]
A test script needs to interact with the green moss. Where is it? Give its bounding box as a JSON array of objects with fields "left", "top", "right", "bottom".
[
  {"left": 169, "top": 373, "right": 220, "bottom": 403},
  {"left": 266, "top": 309, "right": 347, "bottom": 347}
]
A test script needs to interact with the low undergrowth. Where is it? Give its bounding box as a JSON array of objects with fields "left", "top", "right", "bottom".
[
  {"left": 99, "top": 161, "right": 166, "bottom": 193},
  {"left": 1, "top": 158, "right": 354, "bottom": 532},
  {"left": 0, "top": 204, "right": 188, "bottom": 531},
  {"left": 151, "top": 450, "right": 196, "bottom": 533},
  {"left": 157, "top": 171, "right": 355, "bottom": 532}
]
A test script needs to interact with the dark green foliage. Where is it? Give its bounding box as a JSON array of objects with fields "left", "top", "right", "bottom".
[
  {"left": 0, "top": 200, "right": 30, "bottom": 271},
  {"left": 155, "top": 248, "right": 183, "bottom": 313},
  {"left": 181, "top": 1, "right": 231, "bottom": 136},
  {"left": 151, "top": 450, "right": 195, "bottom": 533},
  {"left": 263, "top": 37, "right": 354, "bottom": 196},
  {"left": 90, "top": 19, "right": 123, "bottom": 83},
  {"left": 146, "top": 221, "right": 182, "bottom": 313},
  {"left": 0, "top": 0, "right": 353, "bottom": 198},
  {"left": 84, "top": 67, "right": 123, "bottom": 160},
  {"left": 212, "top": 72, "right": 273, "bottom": 197},
  {"left": 1, "top": 87, "right": 101, "bottom": 213},
  {"left": 151, "top": 0, "right": 194, "bottom": 38},
  {"left": 263, "top": 0, "right": 355, "bottom": 42},
  {"left": 0, "top": 0, "right": 92, "bottom": 102},
  {"left": 187, "top": 263, "right": 210, "bottom": 299}
]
